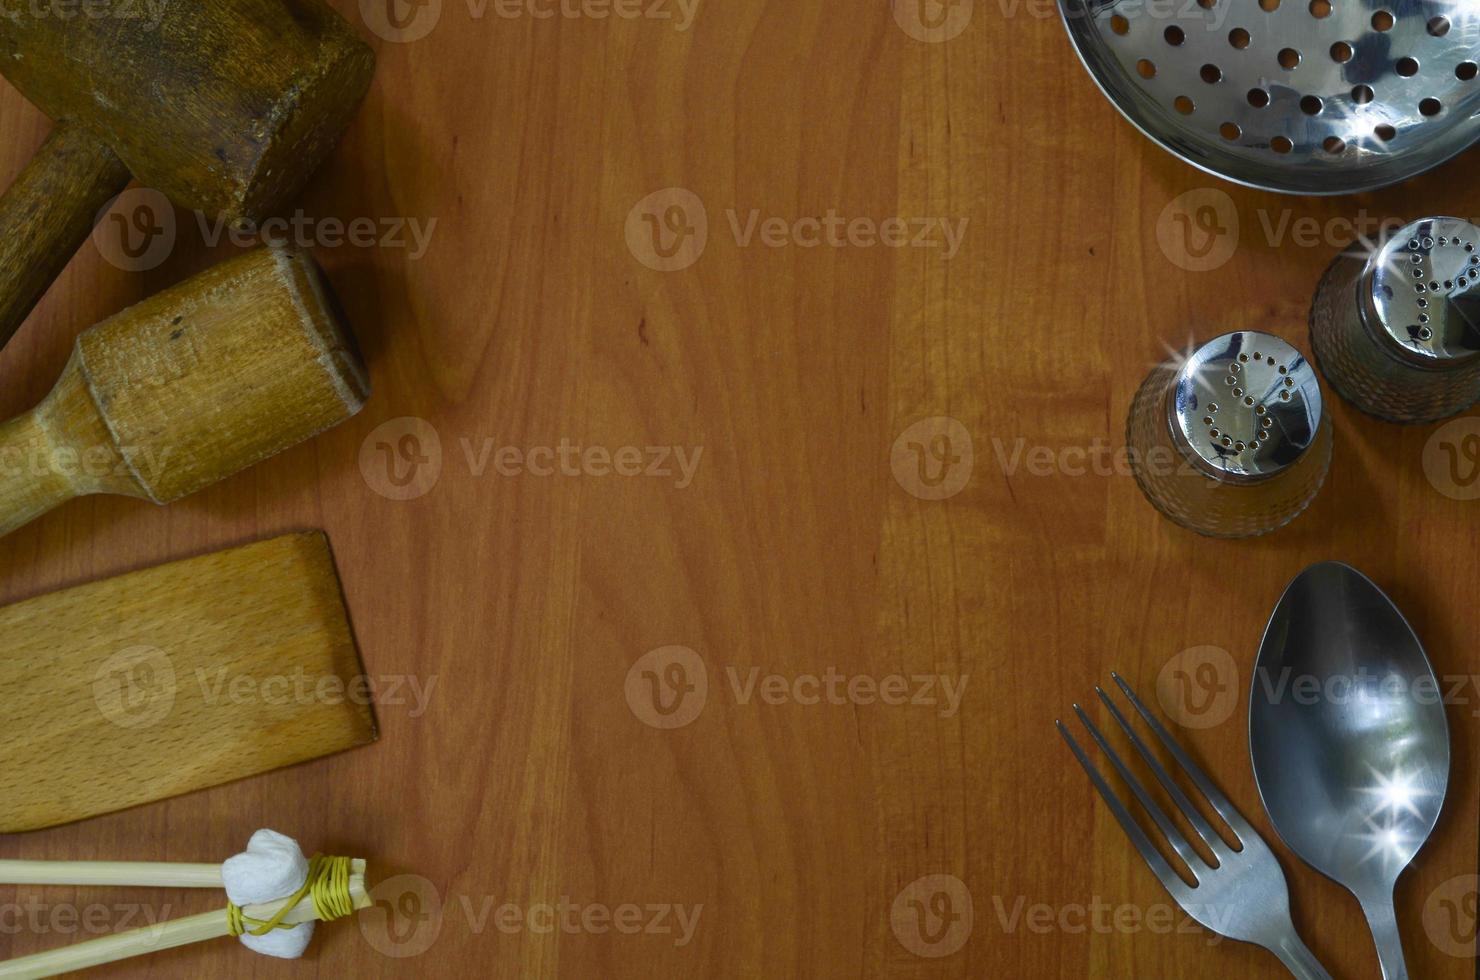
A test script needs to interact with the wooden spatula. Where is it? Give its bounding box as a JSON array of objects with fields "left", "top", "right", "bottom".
[{"left": 0, "top": 532, "right": 377, "bottom": 832}]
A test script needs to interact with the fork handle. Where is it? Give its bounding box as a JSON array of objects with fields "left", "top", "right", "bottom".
[{"left": 1268, "top": 933, "right": 1334, "bottom": 980}]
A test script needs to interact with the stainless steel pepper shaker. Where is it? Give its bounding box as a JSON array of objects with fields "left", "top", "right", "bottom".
[
  {"left": 1127, "top": 331, "right": 1332, "bottom": 539},
  {"left": 1310, "top": 217, "right": 1480, "bottom": 424}
]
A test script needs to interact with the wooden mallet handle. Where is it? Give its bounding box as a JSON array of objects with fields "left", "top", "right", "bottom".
[{"left": 0, "top": 121, "right": 133, "bottom": 348}]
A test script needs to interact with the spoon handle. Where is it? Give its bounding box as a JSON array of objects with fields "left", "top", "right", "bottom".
[
  {"left": 1358, "top": 892, "right": 1408, "bottom": 980},
  {"left": 1268, "top": 932, "right": 1334, "bottom": 980}
]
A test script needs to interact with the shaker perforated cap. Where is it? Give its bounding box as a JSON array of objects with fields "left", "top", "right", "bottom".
[
  {"left": 1168, "top": 332, "right": 1323, "bottom": 482},
  {"left": 1364, "top": 217, "right": 1480, "bottom": 366}
]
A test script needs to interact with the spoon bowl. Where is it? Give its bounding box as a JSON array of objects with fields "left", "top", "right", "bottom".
[{"left": 1250, "top": 562, "right": 1450, "bottom": 980}]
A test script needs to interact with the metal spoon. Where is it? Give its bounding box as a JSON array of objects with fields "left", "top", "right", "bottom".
[{"left": 1249, "top": 562, "right": 1450, "bottom": 980}]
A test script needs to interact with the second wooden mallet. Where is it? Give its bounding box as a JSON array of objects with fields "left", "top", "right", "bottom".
[{"left": 0, "top": 247, "right": 369, "bottom": 538}]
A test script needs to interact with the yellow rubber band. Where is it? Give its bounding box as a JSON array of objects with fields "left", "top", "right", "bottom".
[{"left": 227, "top": 854, "right": 355, "bottom": 937}]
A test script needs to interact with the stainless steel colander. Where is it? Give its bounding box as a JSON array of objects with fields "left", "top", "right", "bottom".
[{"left": 1059, "top": 0, "right": 1480, "bottom": 194}]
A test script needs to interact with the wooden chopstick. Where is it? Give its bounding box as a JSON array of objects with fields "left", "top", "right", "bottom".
[
  {"left": 0, "top": 861, "right": 224, "bottom": 889},
  {"left": 0, "top": 859, "right": 368, "bottom": 979}
]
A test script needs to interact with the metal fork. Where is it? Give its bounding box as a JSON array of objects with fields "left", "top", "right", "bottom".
[{"left": 1057, "top": 673, "right": 1331, "bottom": 979}]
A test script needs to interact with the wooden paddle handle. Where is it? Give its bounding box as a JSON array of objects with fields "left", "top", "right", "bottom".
[{"left": 0, "top": 120, "right": 133, "bottom": 351}]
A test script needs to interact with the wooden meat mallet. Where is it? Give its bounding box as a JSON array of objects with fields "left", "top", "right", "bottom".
[
  {"left": 0, "top": 246, "right": 369, "bottom": 538},
  {"left": 0, "top": 0, "right": 376, "bottom": 349}
]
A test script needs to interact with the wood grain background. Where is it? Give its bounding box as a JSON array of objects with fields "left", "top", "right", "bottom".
[{"left": 2, "top": 0, "right": 1479, "bottom": 976}]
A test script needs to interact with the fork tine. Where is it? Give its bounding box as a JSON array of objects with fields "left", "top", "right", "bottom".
[
  {"left": 1070, "top": 704, "right": 1205, "bottom": 876},
  {"left": 1094, "top": 685, "right": 1232, "bottom": 860},
  {"left": 1056, "top": 719, "right": 1189, "bottom": 897},
  {"left": 1111, "top": 672, "right": 1258, "bottom": 840}
]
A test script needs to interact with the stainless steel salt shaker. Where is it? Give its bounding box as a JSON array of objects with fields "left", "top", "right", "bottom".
[
  {"left": 1311, "top": 217, "right": 1480, "bottom": 423},
  {"left": 1127, "top": 331, "right": 1332, "bottom": 539}
]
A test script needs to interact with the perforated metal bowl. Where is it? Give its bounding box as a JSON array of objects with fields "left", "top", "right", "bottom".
[{"left": 1059, "top": 0, "right": 1480, "bottom": 194}]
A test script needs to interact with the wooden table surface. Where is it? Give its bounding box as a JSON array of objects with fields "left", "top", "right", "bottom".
[{"left": 2, "top": 0, "right": 1480, "bottom": 976}]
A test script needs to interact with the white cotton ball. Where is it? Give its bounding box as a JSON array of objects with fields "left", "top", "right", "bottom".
[
  {"left": 221, "top": 829, "right": 314, "bottom": 960},
  {"left": 240, "top": 921, "right": 316, "bottom": 958},
  {"left": 222, "top": 829, "right": 309, "bottom": 905}
]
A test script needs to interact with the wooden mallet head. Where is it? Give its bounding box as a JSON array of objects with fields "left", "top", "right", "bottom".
[
  {"left": 0, "top": 246, "right": 369, "bottom": 538},
  {"left": 0, "top": 0, "right": 375, "bottom": 346}
]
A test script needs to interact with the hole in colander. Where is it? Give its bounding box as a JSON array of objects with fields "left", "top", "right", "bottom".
[
  {"left": 1420, "top": 97, "right": 1443, "bottom": 117},
  {"left": 1248, "top": 87, "right": 1271, "bottom": 107},
  {"left": 1279, "top": 48, "right": 1301, "bottom": 70},
  {"left": 1230, "top": 28, "right": 1251, "bottom": 49},
  {"left": 1375, "top": 123, "right": 1397, "bottom": 141},
  {"left": 1201, "top": 64, "right": 1223, "bottom": 84},
  {"left": 1428, "top": 16, "right": 1451, "bottom": 37},
  {"left": 1197, "top": 0, "right": 1216, "bottom": 8},
  {"left": 1165, "top": 25, "right": 1186, "bottom": 45},
  {"left": 1458, "top": 62, "right": 1477, "bottom": 81},
  {"left": 1353, "top": 84, "right": 1375, "bottom": 104},
  {"left": 1221, "top": 122, "right": 1243, "bottom": 140},
  {"left": 1397, "top": 57, "right": 1419, "bottom": 77},
  {"left": 1331, "top": 41, "right": 1354, "bottom": 63},
  {"left": 1111, "top": 13, "right": 1130, "bottom": 34},
  {"left": 1138, "top": 59, "right": 1158, "bottom": 78},
  {"left": 1271, "top": 135, "right": 1294, "bottom": 153},
  {"left": 1309, "top": 0, "right": 1331, "bottom": 17},
  {"left": 1260, "top": 0, "right": 1280, "bottom": 10},
  {"left": 1372, "top": 10, "right": 1394, "bottom": 31},
  {"left": 1324, "top": 136, "right": 1347, "bottom": 153},
  {"left": 1175, "top": 95, "right": 1196, "bottom": 114},
  {"left": 1301, "top": 95, "right": 1324, "bottom": 115}
]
